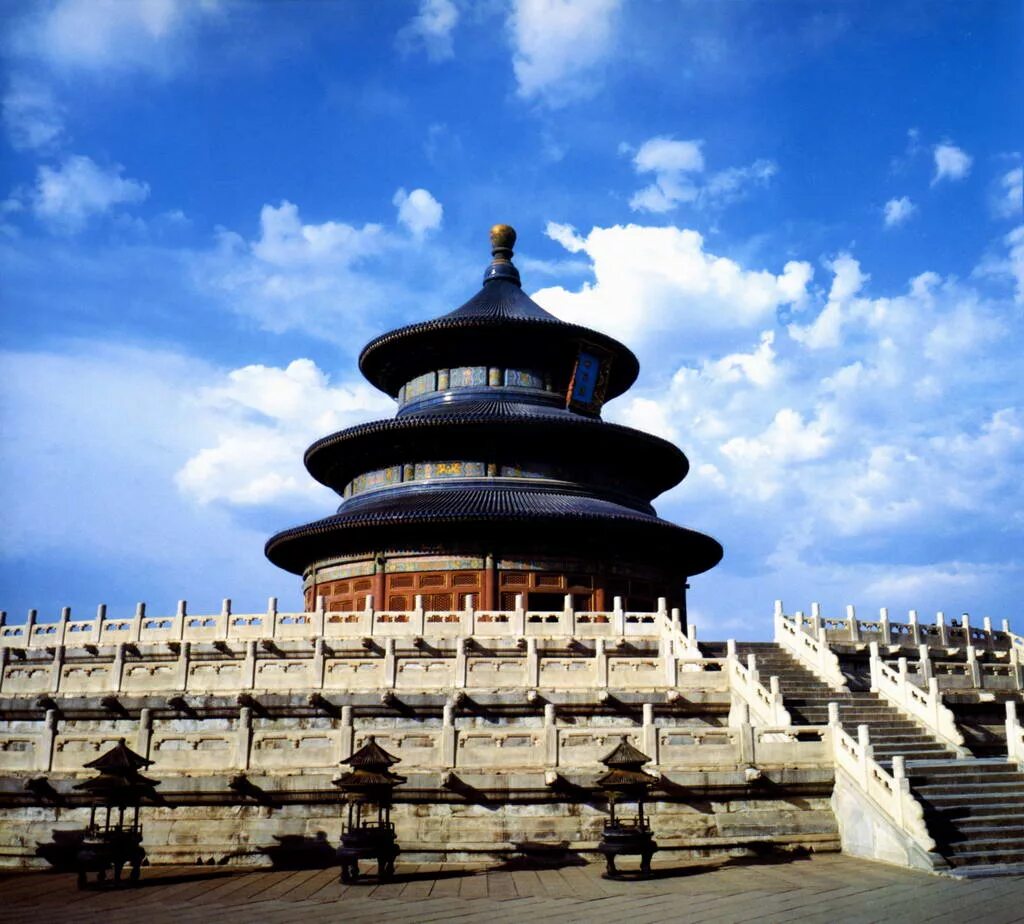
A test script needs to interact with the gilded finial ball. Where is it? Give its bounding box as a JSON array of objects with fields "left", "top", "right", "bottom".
[{"left": 490, "top": 223, "right": 516, "bottom": 253}]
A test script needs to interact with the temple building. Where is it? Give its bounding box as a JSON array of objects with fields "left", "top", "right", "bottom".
[
  {"left": 1, "top": 226, "right": 1023, "bottom": 879},
  {"left": 266, "top": 225, "right": 722, "bottom": 621}
]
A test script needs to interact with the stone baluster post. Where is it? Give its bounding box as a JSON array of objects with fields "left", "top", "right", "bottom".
[
  {"left": 112, "top": 642, "right": 127, "bottom": 693},
  {"left": 897, "top": 657, "right": 909, "bottom": 687},
  {"left": 891, "top": 755, "right": 908, "bottom": 826},
  {"left": 243, "top": 640, "right": 257, "bottom": 690},
  {"left": 563, "top": 594, "right": 574, "bottom": 634},
  {"left": 917, "top": 644, "right": 933, "bottom": 684},
  {"left": 828, "top": 702, "right": 840, "bottom": 727},
  {"left": 131, "top": 602, "right": 145, "bottom": 643},
  {"left": 983, "top": 616, "right": 994, "bottom": 645},
  {"left": 92, "top": 604, "right": 106, "bottom": 646},
  {"left": 454, "top": 639, "right": 466, "bottom": 692},
  {"left": 908, "top": 610, "right": 921, "bottom": 646},
  {"left": 879, "top": 607, "right": 891, "bottom": 646},
  {"left": 857, "top": 724, "right": 873, "bottom": 788},
  {"left": 935, "top": 611, "right": 948, "bottom": 647},
  {"left": 49, "top": 644, "right": 64, "bottom": 694},
  {"left": 339, "top": 705, "right": 354, "bottom": 763},
  {"left": 769, "top": 675, "right": 783, "bottom": 722},
  {"left": 525, "top": 637, "right": 539, "bottom": 687},
  {"left": 1010, "top": 644, "right": 1024, "bottom": 691},
  {"left": 1006, "top": 701, "right": 1020, "bottom": 763},
  {"left": 613, "top": 596, "right": 625, "bottom": 636},
  {"left": 868, "top": 641, "right": 881, "bottom": 692},
  {"left": 267, "top": 596, "right": 278, "bottom": 638},
  {"left": 846, "top": 604, "right": 860, "bottom": 642},
  {"left": 734, "top": 701, "right": 754, "bottom": 763},
  {"left": 513, "top": 594, "right": 526, "bottom": 637},
  {"left": 810, "top": 601, "right": 822, "bottom": 636},
  {"left": 176, "top": 600, "right": 187, "bottom": 640},
  {"left": 384, "top": 637, "right": 398, "bottom": 689},
  {"left": 313, "top": 637, "right": 326, "bottom": 689},
  {"left": 137, "top": 707, "right": 153, "bottom": 760},
  {"left": 25, "top": 609, "right": 37, "bottom": 647},
  {"left": 746, "top": 653, "right": 759, "bottom": 684},
  {"left": 465, "top": 594, "right": 476, "bottom": 635},
  {"left": 442, "top": 701, "right": 457, "bottom": 768},
  {"left": 221, "top": 598, "right": 232, "bottom": 638},
  {"left": 966, "top": 644, "right": 982, "bottom": 688},
  {"left": 39, "top": 708, "right": 58, "bottom": 772},
  {"left": 544, "top": 702, "right": 558, "bottom": 767},
  {"left": 177, "top": 641, "right": 191, "bottom": 691},
  {"left": 0, "top": 646, "right": 7, "bottom": 694},
  {"left": 57, "top": 607, "right": 70, "bottom": 647},
  {"left": 594, "top": 637, "right": 608, "bottom": 689},
  {"left": 642, "top": 702, "right": 658, "bottom": 763},
  {"left": 236, "top": 706, "right": 252, "bottom": 771}
]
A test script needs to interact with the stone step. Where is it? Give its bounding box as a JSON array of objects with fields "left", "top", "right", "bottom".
[
  {"left": 909, "top": 772, "right": 1024, "bottom": 787},
  {"left": 915, "top": 782, "right": 1024, "bottom": 797},
  {"left": 948, "top": 837, "right": 1024, "bottom": 854},
  {"left": 950, "top": 817, "right": 1024, "bottom": 836},
  {"left": 947, "top": 847, "right": 1024, "bottom": 866},
  {"left": 921, "top": 791, "right": 1024, "bottom": 807},
  {"left": 926, "top": 801, "right": 1024, "bottom": 820}
]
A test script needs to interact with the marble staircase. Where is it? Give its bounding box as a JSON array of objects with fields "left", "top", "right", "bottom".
[{"left": 716, "top": 641, "right": 1024, "bottom": 874}]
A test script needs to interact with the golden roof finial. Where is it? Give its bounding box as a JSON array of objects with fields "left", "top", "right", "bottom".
[{"left": 490, "top": 223, "right": 516, "bottom": 262}]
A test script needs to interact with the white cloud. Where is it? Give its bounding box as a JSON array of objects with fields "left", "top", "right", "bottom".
[
  {"left": 628, "top": 136, "right": 776, "bottom": 213},
  {"left": 197, "top": 196, "right": 453, "bottom": 346},
  {"left": 932, "top": 142, "right": 972, "bottom": 185},
  {"left": 15, "top": 0, "right": 218, "bottom": 75},
  {"left": 993, "top": 166, "right": 1022, "bottom": 220},
  {"left": 508, "top": 0, "right": 622, "bottom": 104},
  {"left": 882, "top": 195, "right": 916, "bottom": 227},
  {"left": 2, "top": 77, "right": 64, "bottom": 151},
  {"left": 176, "top": 358, "right": 392, "bottom": 507},
  {"left": 397, "top": 0, "right": 459, "bottom": 61},
  {"left": 249, "top": 200, "right": 388, "bottom": 267},
  {"left": 29, "top": 154, "right": 149, "bottom": 232},
  {"left": 534, "top": 222, "right": 813, "bottom": 344},
  {"left": 393, "top": 187, "right": 443, "bottom": 238},
  {"left": 788, "top": 253, "right": 867, "bottom": 349}
]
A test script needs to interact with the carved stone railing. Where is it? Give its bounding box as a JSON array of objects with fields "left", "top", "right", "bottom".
[
  {"left": 795, "top": 601, "right": 1014, "bottom": 652},
  {"left": 0, "top": 596, "right": 692, "bottom": 651},
  {"left": 828, "top": 705, "right": 935, "bottom": 855},
  {"left": 868, "top": 642, "right": 966, "bottom": 755},
  {"left": 726, "top": 641, "right": 791, "bottom": 727},
  {"left": 773, "top": 603, "right": 846, "bottom": 689},
  {"left": 0, "top": 702, "right": 831, "bottom": 776}
]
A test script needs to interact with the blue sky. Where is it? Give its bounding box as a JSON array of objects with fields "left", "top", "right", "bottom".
[{"left": 1, "top": 0, "right": 1021, "bottom": 639}]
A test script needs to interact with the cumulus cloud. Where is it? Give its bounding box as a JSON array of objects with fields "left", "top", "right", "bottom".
[
  {"left": 509, "top": 0, "right": 622, "bottom": 104},
  {"left": 628, "top": 136, "right": 776, "bottom": 213},
  {"left": 29, "top": 154, "right": 149, "bottom": 232},
  {"left": 534, "top": 222, "right": 812, "bottom": 344},
  {"left": 882, "top": 195, "right": 916, "bottom": 228},
  {"left": 176, "top": 359, "right": 392, "bottom": 507},
  {"left": 13, "top": 0, "right": 217, "bottom": 75},
  {"left": 393, "top": 187, "right": 443, "bottom": 238},
  {"left": 932, "top": 142, "right": 972, "bottom": 185},
  {"left": 2, "top": 77, "right": 64, "bottom": 151},
  {"left": 397, "top": 0, "right": 459, "bottom": 61},
  {"left": 993, "top": 166, "right": 1022, "bottom": 220}
]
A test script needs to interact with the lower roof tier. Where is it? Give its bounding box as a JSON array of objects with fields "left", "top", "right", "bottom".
[{"left": 265, "top": 484, "right": 723, "bottom": 577}]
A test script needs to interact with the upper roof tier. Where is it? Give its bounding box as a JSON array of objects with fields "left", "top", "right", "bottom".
[{"left": 358, "top": 225, "right": 639, "bottom": 404}]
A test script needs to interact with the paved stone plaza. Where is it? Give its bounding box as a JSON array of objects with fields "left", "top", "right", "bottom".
[{"left": 2, "top": 854, "right": 1023, "bottom": 923}]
